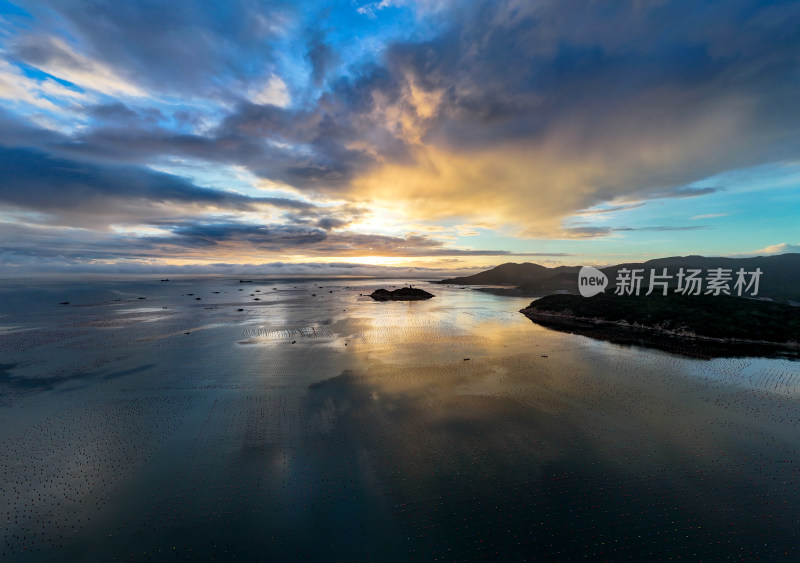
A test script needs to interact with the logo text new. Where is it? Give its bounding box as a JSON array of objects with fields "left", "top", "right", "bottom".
[{"left": 578, "top": 266, "right": 763, "bottom": 298}]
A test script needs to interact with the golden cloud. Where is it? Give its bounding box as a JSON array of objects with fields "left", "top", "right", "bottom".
[{"left": 349, "top": 86, "right": 751, "bottom": 238}]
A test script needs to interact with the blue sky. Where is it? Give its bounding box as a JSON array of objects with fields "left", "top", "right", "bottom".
[{"left": 0, "top": 0, "right": 798, "bottom": 276}]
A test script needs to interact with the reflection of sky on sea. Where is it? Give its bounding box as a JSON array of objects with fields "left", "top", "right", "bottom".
[{"left": 0, "top": 278, "right": 798, "bottom": 560}]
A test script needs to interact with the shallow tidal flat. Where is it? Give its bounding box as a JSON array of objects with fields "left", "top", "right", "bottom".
[{"left": 0, "top": 278, "right": 798, "bottom": 561}]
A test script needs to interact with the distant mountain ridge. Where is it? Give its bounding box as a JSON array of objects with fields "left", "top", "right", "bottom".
[
  {"left": 437, "top": 254, "right": 800, "bottom": 304},
  {"left": 437, "top": 263, "right": 579, "bottom": 287}
]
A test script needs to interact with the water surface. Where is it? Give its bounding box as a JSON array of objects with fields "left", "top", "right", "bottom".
[{"left": 1, "top": 278, "right": 798, "bottom": 560}]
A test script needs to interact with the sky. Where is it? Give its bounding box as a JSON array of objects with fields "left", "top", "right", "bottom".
[{"left": 0, "top": 0, "right": 799, "bottom": 277}]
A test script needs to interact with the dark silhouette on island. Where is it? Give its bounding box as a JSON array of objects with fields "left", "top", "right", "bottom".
[
  {"left": 370, "top": 287, "right": 434, "bottom": 301},
  {"left": 521, "top": 293, "right": 800, "bottom": 358},
  {"left": 437, "top": 253, "right": 800, "bottom": 304}
]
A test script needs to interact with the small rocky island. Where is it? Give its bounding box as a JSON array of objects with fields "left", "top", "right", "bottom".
[
  {"left": 370, "top": 287, "right": 434, "bottom": 301},
  {"left": 521, "top": 293, "right": 800, "bottom": 358}
]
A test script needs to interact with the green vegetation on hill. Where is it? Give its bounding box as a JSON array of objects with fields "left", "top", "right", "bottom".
[{"left": 522, "top": 293, "right": 800, "bottom": 344}]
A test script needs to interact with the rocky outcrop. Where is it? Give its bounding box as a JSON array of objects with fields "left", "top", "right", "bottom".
[{"left": 370, "top": 287, "right": 434, "bottom": 301}]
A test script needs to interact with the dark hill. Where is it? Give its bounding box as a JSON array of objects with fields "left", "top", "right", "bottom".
[
  {"left": 600, "top": 254, "right": 800, "bottom": 304},
  {"left": 437, "top": 262, "right": 577, "bottom": 286},
  {"left": 516, "top": 269, "right": 582, "bottom": 294},
  {"left": 439, "top": 254, "right": 800, "bottom": 304},
  {"left": 522, "top": 293, "right": 800, "bottom": 344}
]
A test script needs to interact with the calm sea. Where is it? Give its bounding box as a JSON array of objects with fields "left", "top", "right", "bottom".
[{"left": 1, "top": 278, "right": 798, "bottom": 560}]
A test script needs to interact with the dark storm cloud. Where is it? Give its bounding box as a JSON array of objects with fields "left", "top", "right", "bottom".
[
  {"left": 164, "top": 222, "right": 328, "bottom": 249},
  {"left": 2, "top": 0, "right": 798, "bottom": 267},
  {"left": 395, "top": 0, "right": 800, "bottom": 143},
  {"left": 584, "top": 185, "right": 722, "bottom": 208},
  {"left": 214, "top": 77, "right": 412, "bottom": 187},
  {"left": 49, "top": 75, "right": 410, "bottom": 190},
  {"left": 281, "top": 210, "right": 359, "bottom": 231},
  {"left": 0, "top": 246, "right": 486, "bottom": 278},
  {"left": 652, "top": 186, "right": 720, "bottom": 199},
  {"left": 85, "top": 103, "right": 165, "bottom": 126},
  {"left": 564, "top": 225, "right": 708, "bottom": 238},
  {"left": 383, "top": 0, "right": 800, "bottom": 172},
  {"left": 0, "top": 145, "right": 313, "bottom": 225},
  {"left": 315, "top": 216, "right": 349, "bottom": 231},
  {"left": 0, "top": 109, "right": 60, "bottom": 149},
  {"left": 141, "top": 220, "right": 571, "bottom": 257},
  {"left": 13, "top": 0, "right": 293, "bottom": 98},
  {"left": 22, "top": 0, "right": 792, "bottom": 215},
  {"left": 0, "top": 218, "right": 569, "bottom": 271},
  {"left": 9, "top": 0, "right": 800, "bottom": 185},
  {"left": 307, "top": 32, "right": 336, "bottom": 87},
  {"left": 10, "top": 100, "right": 376, "bottom": 190}
]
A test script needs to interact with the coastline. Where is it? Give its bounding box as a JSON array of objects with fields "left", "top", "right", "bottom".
[{"left": 520, "top": 307, "right": 800, "bottom": 359}]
